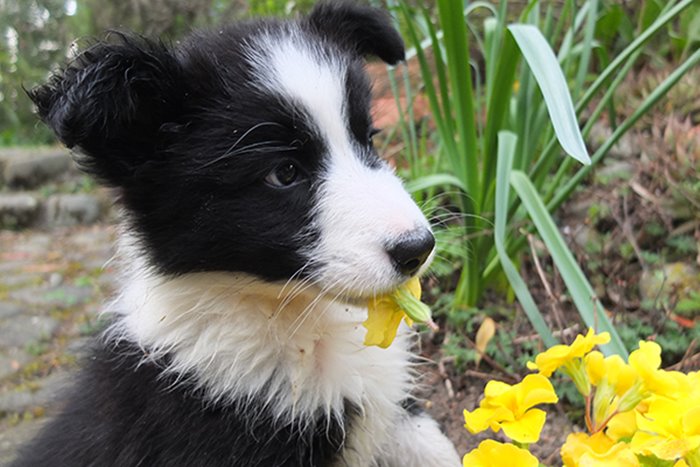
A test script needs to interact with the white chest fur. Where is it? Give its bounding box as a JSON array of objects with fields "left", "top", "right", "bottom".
[{"left": 107, "top": 269, "right": 417, "bottom": 464}]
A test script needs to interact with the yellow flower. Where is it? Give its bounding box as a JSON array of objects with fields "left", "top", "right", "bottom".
[
  {"left": 585, "top": 351, "right": 644, "bottom": 427},
  {"left": 363, "top": 277, "right": 436, "bottom": 348},
  {"left": 629, "top": 341, "right": 689, "bottom": 399},
  {"left": 463, "top": 374, "right": 558, "bottom": 443},
  {"left": 462, "top": 440, "right": 539, "bottom": 467},
  {"left": 630, "top": 395, "right": 700, "bottom": 461},
  {"left": 561, "top": 432, "right": 639, "bottom": 467},
  {"left": 527, "top": 328, "right": 611, "bottom": 377},
  {"left": 585, "top": 352, "right": 637, "bottom": 397},
  {"left": 606, "top": 410, "right": 638, "bottom": 442}
]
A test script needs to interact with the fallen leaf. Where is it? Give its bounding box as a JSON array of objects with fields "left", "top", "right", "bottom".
[{"left": 475, "top": 317, "right": 496, "bottom": 365}]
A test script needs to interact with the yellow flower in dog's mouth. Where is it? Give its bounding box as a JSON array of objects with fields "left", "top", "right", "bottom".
[{"left": 363, "top": 277, "right": 437, "bottom": 349}]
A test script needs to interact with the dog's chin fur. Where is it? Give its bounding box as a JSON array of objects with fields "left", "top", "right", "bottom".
[
  {"left": 106, "top": 254, "right": 410, "bottom": 464},
  {"left": 109, "top": 237, "right": 415, "bottom": 423},
  {"left": 16, "top": 2, "right": 461, "bottom": 465},
  {"left": 100, "top": 245, "right": 459, "bottom": 466}
]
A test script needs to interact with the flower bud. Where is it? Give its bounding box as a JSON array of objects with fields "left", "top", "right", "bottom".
[{"left": 391, "top": 286, "right": 437, "bottom": 330}]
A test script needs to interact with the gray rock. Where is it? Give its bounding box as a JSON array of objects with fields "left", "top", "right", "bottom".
[
  {"left": 47, "top": 273, "right": 63, "bottom": 288},
  {"left": 0, "top": 315, "right": 59, "bottom": 348},
  {"left": 0, "top": 303, "right": 22, "bottom": 319},
  {"left": 0, "top": 194, "right": 39, "bottom": 229},
  {"left": 0, "top": 148, "right": 72, "bottom": 188},
  {"left": 11, "top": 232, "right": 51, "bottom": 255},
  {"left": 640, "top": 263, "right": 700, "bottom": 315},
  {"left": 0, "top": 370, "right": 70, "bottom": 414},
  {"left": 0, "top": 273, "right": 42, "bottom": 289},
  {"left": 10, "top": 284, "right": 94, "bottom": 309},
  {"left": 0, "top": 348, "right": 32, "bottom": 380},
  {"left": 41, "top": 194, "right": 101, "bottom": 227},
  {"left": 0, "top": 417, "right": 48, "bottom": 465}
]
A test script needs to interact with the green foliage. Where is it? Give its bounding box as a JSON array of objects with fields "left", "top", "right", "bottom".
[
  {"left": 666, "top": 235, "right": 698, "bottom": 255},
  {"left": 390, "top": 0, "right": 699, "bottom": 352},
  {"left": 637, "top": 455, "right": 676, "bottom": 467},
  {"left": 595, "top": 0, "right": 700, "bottom": 61},
  {"left": 0, "top": 0, "right": 76, "bottom": 145},
  {"left": 0, "top": 0, "right": 317, "bottom": 147},
  {"left": 246, "top": 0, "right": 315, "bottom": 16}
]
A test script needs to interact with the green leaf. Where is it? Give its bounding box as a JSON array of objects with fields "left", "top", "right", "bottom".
[
  {"left": 637, "top": 454, "right": 676, "bottom": 467},
  {"left": 405, "top": 174, "right": 467, "bottom": 193},
  {"left": 509, "top": 170, "right": 627, "bottom": 358},
  {"left": 549, "top": 46, "right": 700, "bottom": 212},
  {"left": 494, "top": 131, "right": 557, "bottom": 347},
  {"left": 508, "top": 24, "right": 591, "bottom": 166}
]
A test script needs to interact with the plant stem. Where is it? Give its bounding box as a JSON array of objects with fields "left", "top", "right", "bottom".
[{"left": 585, "top": 394, "right": 593, "bottom": 433}]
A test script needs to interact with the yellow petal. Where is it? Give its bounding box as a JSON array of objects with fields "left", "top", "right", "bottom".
[
  {"left": 631, "top": 431, "right": 698, "bottom": 461},
  {"left": 483, "top": 380, "right": 514, "bottom": 401},
  {"left": 518, "top": 374, "right": 559, "bottom": 411},
  {"left": 629, "top": 340, "right": 662, "bottom": 374},
  {"left": 363, "top": 297, "right": 404, "bottom": 349},
  {"left": 562, "top": 432, "right": 638, "bottom": 467},
  {"left": 500, "top": 408, "right": 547, "bottom": 444},
  {"left": 363, "top": 277, "right": 430, "bottom": 348},
  {"left": 404, "top": 276, "right": 422, "bottom": 299},
  {"left": 463, "top": 406, "right": 512, "bottom": 434},
  {"left": 585, "top": 351, "right": 606, "bottom": 386},
  {"left": 529, "top": 329, "right": 610, "bottom": 377},
  {"left": 462, "top": 440, "right": 539, "bottom": 467},
  {"left": 606, "top": 410, "right": 637, "bottom": 442},
  {"left": 683, "top": 406, "right": 700, "bottom": 436},
  {"left": 528, "top": 344, "right": 574, "bottom": 377}
]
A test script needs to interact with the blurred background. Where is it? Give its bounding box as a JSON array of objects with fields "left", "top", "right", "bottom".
[{"left": 0, "top": 0, "right": 320, "bottom": 146}]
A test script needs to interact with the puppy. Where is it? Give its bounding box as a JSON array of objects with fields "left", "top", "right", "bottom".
[{"left": 16, "top": 2, "right": 461, "bottom": 466}]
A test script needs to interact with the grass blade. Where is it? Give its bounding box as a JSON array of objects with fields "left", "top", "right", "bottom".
[
  {"left": 437, "top": 0, "right": 479, "bottom": 204},
  {"left": 495, "top": 131, "right": 557, "bottom": 347},
  {"left": 405, "top": 174, "right": 467, "bottom": 194},
  {"left": 481, "top": 29, "right": 519, "bottom": 212},
  {"left": 510, "top": 170, "right": 627, "bottom": 357},
  {"left": 573, "top": 0, "right": 598, "bottom": 99}
]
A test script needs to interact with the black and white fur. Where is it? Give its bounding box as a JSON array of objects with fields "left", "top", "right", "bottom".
[{"left": 16, "top": 3, "right": 461, "bottom": 466}]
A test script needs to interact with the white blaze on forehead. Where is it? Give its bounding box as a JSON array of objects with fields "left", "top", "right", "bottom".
[
  {"left": 249, "top": 32, "right": 352, "bottom": 158},
  {"left": 247, "top": 30, "right": 433, "bottom": 296}
]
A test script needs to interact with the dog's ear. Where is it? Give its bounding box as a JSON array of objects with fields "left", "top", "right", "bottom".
[
  {"left": 27, "top": 33, "right": 183, "bottom": 185},
  {"left": 307, "top": 1, "right": 405, "bottom": 65}
]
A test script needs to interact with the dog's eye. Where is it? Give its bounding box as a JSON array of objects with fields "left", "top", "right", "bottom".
[
  {"left": 265, "top": 162, "right": 302, "bottom": 187},
  {"left": 368, "top": 127, "right": 381, "bottom": 143}
]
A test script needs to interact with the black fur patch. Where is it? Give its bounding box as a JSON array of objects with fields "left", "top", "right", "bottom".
[
  {"left": 26, "top": 2, "right": 403, "bottom": 281},
  {"left": 11, "top": 340, "right": 351, "bottom": 467}
]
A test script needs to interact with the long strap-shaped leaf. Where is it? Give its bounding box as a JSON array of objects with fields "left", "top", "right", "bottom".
[
  {"left": 405, "top": 174, "right": 466, "bottom": 194},
  {"left": 495, "top": 131, "right": 557, "bottom": 347},
  {"left": 508, "top": 24, "right": 591, "bottom": 166},
  {"left": 510, "top": 170, "right": 628, "bottom": 357}
]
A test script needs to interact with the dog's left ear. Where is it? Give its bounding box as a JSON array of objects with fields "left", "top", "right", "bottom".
[{"left": 307, "top": 1, "right": 405, "bottom": 65}]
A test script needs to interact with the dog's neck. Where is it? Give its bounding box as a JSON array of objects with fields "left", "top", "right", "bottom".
[{"left": 105, "top": 256, "right": 416, "bottom": 425}]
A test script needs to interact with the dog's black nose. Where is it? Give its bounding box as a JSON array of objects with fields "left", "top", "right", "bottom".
[{"left": 387, "top": 229, "right": 435, "bottom": 277}]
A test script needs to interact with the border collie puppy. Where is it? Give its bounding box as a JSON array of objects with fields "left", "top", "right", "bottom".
[{"left": 16, "top": 2, "right": 461, "bottom": 466}]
